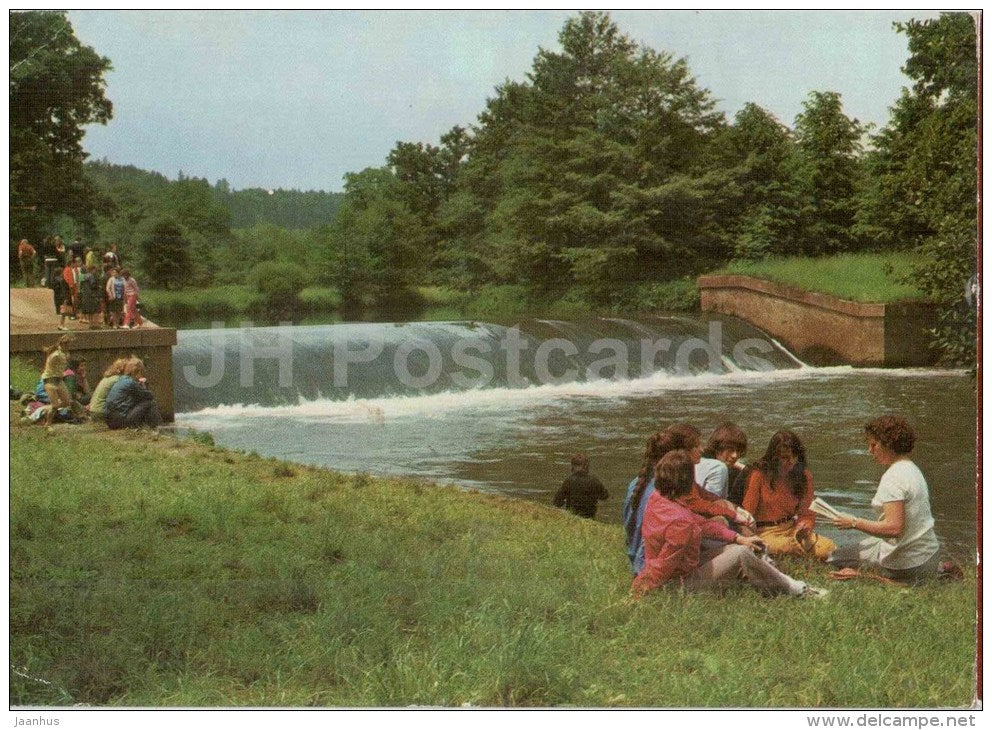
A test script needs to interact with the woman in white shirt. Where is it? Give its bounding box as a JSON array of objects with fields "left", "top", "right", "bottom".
[{"left": 831, "top": 416, "right": 941, "bottom": 583}]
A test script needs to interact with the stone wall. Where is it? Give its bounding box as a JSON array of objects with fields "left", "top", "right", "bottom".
[
  {"left": 10, "top": 328, "right": 178, "bottom": 420},
  {"left": 697, "top": 274, "right": 938, "bottom": 367}
]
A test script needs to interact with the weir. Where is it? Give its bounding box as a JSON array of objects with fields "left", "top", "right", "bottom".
[{"left": 172, "top": 314, "right": 802, "bottom": 412}]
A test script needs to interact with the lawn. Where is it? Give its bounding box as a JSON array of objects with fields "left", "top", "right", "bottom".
[
  {"left": 714, "top": 253, "right": 925, "bottom": 303},
  {"left": 9, "top": 413, "right": 976, "bottom": 707}
]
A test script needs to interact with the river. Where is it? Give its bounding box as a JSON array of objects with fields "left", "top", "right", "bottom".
[{"left": 171, "top": 315, "right": 977, "bottom": 560}]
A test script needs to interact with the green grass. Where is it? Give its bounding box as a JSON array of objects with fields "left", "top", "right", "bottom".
[
  {"left": 9, "top": 411, "right": 977, "bottom": 707},
  {"left": 10, "top": 356, "right": 39, "bottom": 393},
  {"left": 715, "top": 253, "right": 925, "bottom": 303},
  {"left": 298, "top": 286, "right": 341, "bottom": 311},
  {"left": 141, "top": 286, "right": 264, "bottom": 321},
  {"left": 416, "top": 286, "right": 471, "bottom": 308}
]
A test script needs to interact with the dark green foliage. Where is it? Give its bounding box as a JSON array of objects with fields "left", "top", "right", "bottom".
[
  {"left": 211, "top": 182, "right": 344, "bottom": 229},
  {"left": 858, "top": 13, "right": 977, "bottom": 365},
  {"left": 791, "top": 91, "right": 866, "bottom": 255},
  {"left": 716, "top": 104, "right": 801, "bottom": 260},
  {"left": 10, "top": 11, "right": 113, "bottom": 242},
  {"left": 323, "top": 168, "right": 425, "bottom": 312},
  {"left": 140, "top": 220, "right": 192, "bottom": 289},
  {"left": 248, "top": 261, "right": 308, "bottom": 319}
]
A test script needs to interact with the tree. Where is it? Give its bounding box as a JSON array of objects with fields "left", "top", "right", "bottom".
[
  {"left": 249, "top": 261, "right": 307, "bottom": 320},
  {"left": 791, "top": 91, "right": 865, "bottom": 255},
  {"left": 324, "top": 168, "right": 426, "bottom": 312},
  {"left": 864, "top": 13, "right": 978, "bottom": 365},
  {"left": 445, "top": 11, "right": 728, "bottom": 300},
  {"left": 715, "top": 103, "right": 801, "bottom": 260},
  {"left": 10, "top": 11, "right": 113, "bottom": 241},
  {"left": 140, "top": 220, "right": 192, "bottom": 289}
]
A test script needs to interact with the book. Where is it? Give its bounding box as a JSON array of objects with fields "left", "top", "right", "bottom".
[{"left": 809, "top": 497, "right": 847, "bottom": 521}]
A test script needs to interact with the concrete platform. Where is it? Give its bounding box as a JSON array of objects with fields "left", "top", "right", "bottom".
[{"left": 9, "top": 287, "right": 178, "bottom": 420}]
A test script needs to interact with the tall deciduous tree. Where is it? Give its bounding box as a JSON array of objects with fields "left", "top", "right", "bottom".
[
  {"left": 862, "top": 13, "right": 978, "bottom": 364},
  {"left": 10, "top": 11, "right": 112, "bottom": 241},
  {"left": 791, "top": 91, "right": 865, "bottom": 255},
  {"left": 324, "top": 168, "right": 425, "bottom": 312}
]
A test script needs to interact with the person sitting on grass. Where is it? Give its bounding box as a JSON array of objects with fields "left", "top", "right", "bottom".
[
  {"left": 632, "top": 450, "right": 827, "bottom": 599},
  {"left": 696, "top": 421, "right": 749, "bottom": 501},
  {"left": 741, "top": 430, "right": 835, "bottom": 561},
  {"left": 829, "top": 416, "right": 944, "bottom": 584},
  {"left": 105, "top": 358, "right": 162, "bottom": 430},
  {"left": 624, "top": 424, "right": 754, "bottom": 575},
  {"left": 89, "top": 358, "right": 128, "bottom": 422},
  {"left": 63, "top": 357, "right": 92, "bottom": 407},
  {"left": 553, "top": 453, "right": 609, "bottom": 519}
]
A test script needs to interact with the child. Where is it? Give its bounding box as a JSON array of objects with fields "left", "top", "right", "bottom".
[
  {"left": 39, "top": 335, "right": 73, "bottom": 427},
  {"left": 120, "top": 269, "right": 143, "bottom": 329},
  {"left": 553, "top": 453, "right": 609, "bottom": 519},
  {"left": 105, "top": 268, "right": 125, "bottom": 329}
]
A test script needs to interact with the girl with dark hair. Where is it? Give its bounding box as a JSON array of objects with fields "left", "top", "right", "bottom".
[
  {"left": 829, "top": 416, "right": 942, "bottom": 583},
  {"left": 553, "top": 453, "right": 609, "bottom": 518},
  {"left": 623, "top": 424, "right": 753, "bottom": 574},
  {"left": 696, "top": 422, "right": 749, "bottom": 500},
  {"left": 742, "top": 430, "right": 835, "bottom": 560},
  {"left": 633, "top": 451, "right": 826, "bottom": 599}
]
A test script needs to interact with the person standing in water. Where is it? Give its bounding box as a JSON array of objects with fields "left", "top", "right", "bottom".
[{"left": 553, "top": 453, "right": 609, "bottom": 519}]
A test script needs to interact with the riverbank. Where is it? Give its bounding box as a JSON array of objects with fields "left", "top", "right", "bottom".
[
  {"left": 138, "top": 280, "right": 701, "bottom": 328},
  {"left": 9, "top": 406, "right": 977, "bottom": 706},
  {"left": 714, "top": 253, "right": 925, "bottom": 303}
]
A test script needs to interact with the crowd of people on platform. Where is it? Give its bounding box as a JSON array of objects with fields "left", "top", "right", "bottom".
[
  {"left": 553, "top": 417, "right": 955, "bottom": 596},
  {"left": 15, "top": 235, "right": 143, "bottom": 330},
  {"left": 18, "top": 335, "right": 163, "bottom": 431}
]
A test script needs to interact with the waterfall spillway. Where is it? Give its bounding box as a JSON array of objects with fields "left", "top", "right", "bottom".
[{"left": 172, "top": 314, "right": 803, "bottom": 413}]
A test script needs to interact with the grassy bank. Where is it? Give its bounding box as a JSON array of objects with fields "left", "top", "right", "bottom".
[
  {"left": 9, "top": 416, "right": 976, "bottom": 706},
  {"left": 714, "top": 253, "right": 924, "bottom": 303},
  {"left": 140, "top": 285, "right": 342, "bottom": 326}
]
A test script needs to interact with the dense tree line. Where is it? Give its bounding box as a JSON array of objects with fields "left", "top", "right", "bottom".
[
  {"left": 9, "top": 11, "right": 977, "bottom": 363},
  {"left": 321, "top": 12, "right": 976, "bottom": 362}
]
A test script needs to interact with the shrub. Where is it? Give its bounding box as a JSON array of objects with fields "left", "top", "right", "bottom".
[
  {"left": 462, "top": 285, "right": 532, "bottom": 320},
  {"left": 249, "top": 261, "right": 308, "bottom": 319}
]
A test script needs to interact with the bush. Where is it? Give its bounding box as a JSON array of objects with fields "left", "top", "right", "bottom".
[
  {"left": 630, "top": 278, "right": 701, "bottom": 312},
  {"left": 462, "top": 285, "right": 532, "bottom": 320},
  {"left": 249, "top": 261, "right": 308, "bottom": 319},
  {"left": 299, "top": 286, "right": 342, "bottom": 313}
]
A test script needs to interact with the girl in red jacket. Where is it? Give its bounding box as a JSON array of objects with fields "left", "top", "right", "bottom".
[{"left": 633, "top": 450, "right": 826, "bottom": 599}]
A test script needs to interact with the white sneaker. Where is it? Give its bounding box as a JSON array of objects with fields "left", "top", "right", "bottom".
[{"left": 798, "top": 584, "right": 829, "bottom": 600}]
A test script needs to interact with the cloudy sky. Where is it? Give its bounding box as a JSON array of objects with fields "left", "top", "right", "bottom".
[{"left": 66, "top": 9, "right": 941, "bottom": 193}]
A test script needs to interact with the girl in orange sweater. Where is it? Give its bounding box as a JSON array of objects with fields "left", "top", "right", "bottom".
[{"left": 742, "top": 430, "right": 836, "bottom": 561}]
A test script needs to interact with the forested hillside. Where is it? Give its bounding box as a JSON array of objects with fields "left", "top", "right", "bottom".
[{"left": 12, "top": 11, "right": 977, "bottom": 362}]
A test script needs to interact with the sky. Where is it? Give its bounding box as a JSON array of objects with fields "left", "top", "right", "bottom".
[{"left": 65, "top": 9, "right": 943, "bottom": 193}]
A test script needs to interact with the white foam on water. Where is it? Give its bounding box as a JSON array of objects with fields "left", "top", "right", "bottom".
[{"left": 176, "top": 364, "right": 967, "bottom": 429}]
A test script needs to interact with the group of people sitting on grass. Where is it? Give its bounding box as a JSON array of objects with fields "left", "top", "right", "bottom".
[
  {"left": 19, "top": 335, "right": 163, "bottom": 431},
  {"left": 555, "top": 417, "right": 952, "bottom": 598}
]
